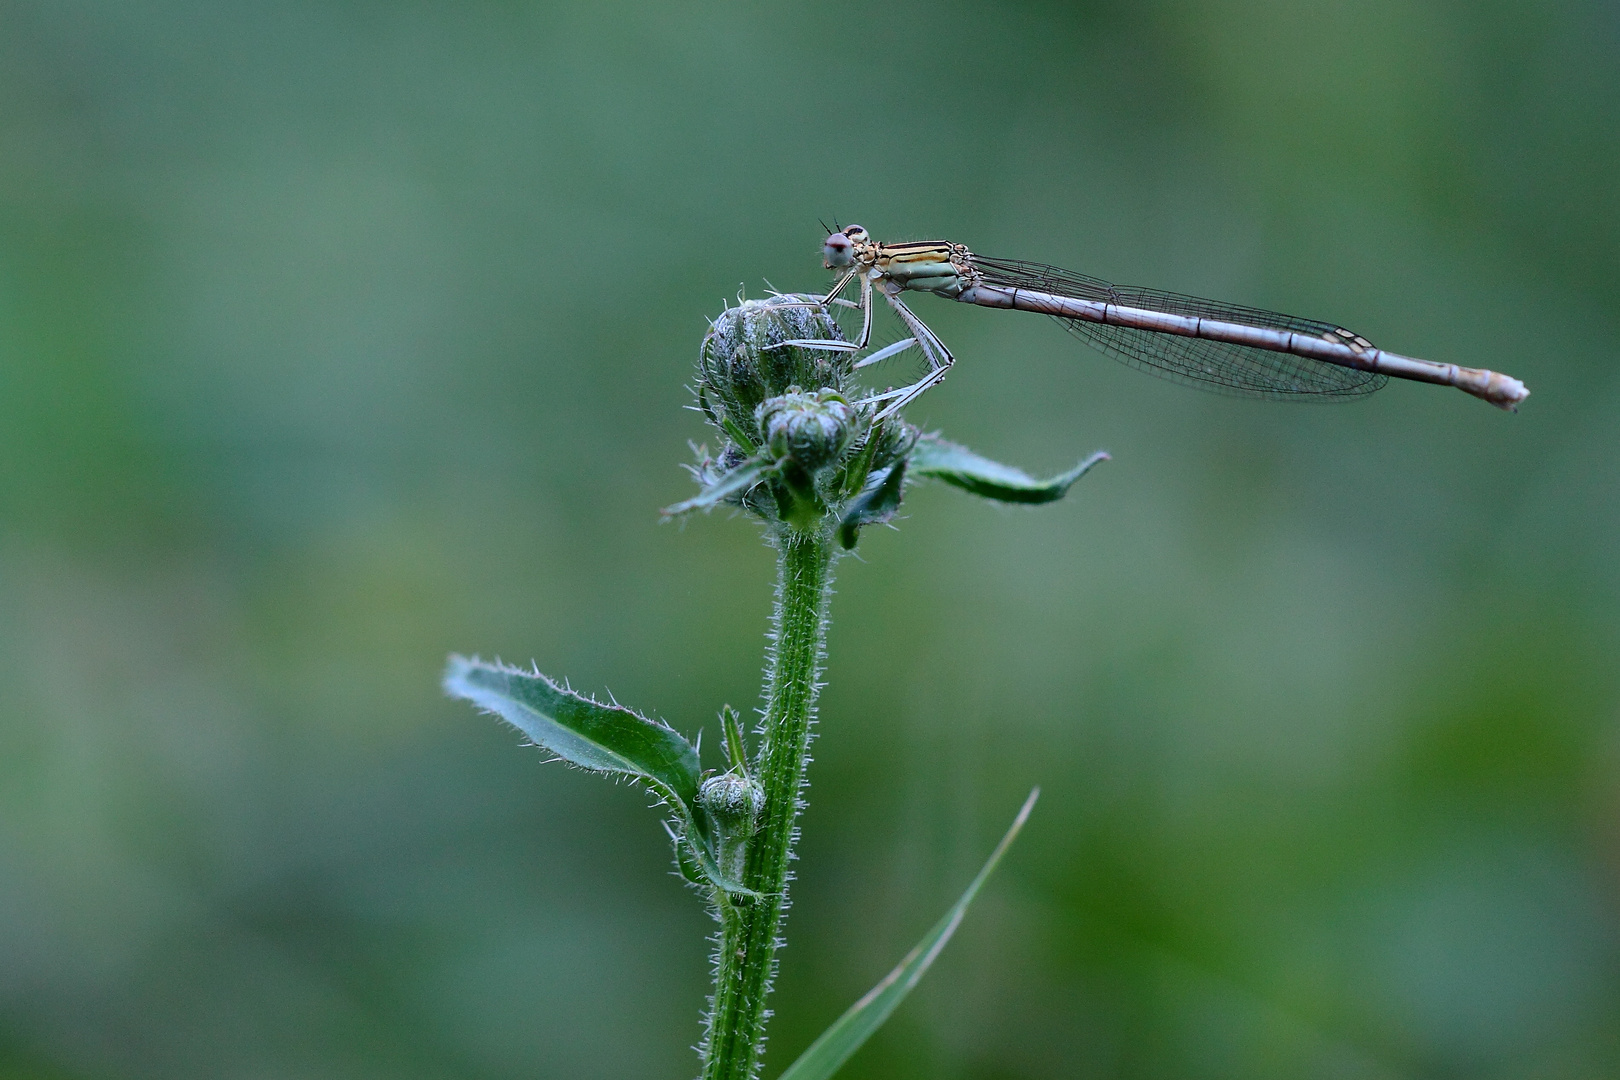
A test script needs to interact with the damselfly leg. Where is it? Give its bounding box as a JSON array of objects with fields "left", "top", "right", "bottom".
[
  {"left": 852, "top": 337, "right": 918, "bottom": 370},
  {"left": 766, "top": 272, "right": 874, "bottom": 355},
  {"left": 766, "top": 270, "right": 958, "bottom": 418},
  {"left": 864, "top": 291, "right": 956, "bottom": 419}
]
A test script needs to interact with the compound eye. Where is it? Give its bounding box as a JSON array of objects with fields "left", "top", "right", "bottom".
[{"left": 822, "top": 232, "right": 855, "bottom": 268}]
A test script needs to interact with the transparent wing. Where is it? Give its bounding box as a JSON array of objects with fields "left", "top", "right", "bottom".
[{"left": 971, "top": 256, "right": 1387, "bottom": 400}]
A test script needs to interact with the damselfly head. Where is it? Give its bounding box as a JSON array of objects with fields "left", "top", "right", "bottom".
[{"left": 822, "top": 229, "right": 855, "bottom": 269}]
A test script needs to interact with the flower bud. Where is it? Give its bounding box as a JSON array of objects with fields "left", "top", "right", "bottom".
[
  {"left": 697, "top": 772, "right": 765, "bottom": 838},
  {"left": 759, "top": 389, "right": 856, "bottom": 471},
  {"left": 697, "top": 770, "right": 765, "bottom": 885},
  {"left": 697, "top": 296, "right": 852, "bottom": 439}
]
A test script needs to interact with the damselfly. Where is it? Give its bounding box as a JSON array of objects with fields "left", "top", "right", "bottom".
[{"left": 775, "top": 225, "right": 1529, "bottom": 418}]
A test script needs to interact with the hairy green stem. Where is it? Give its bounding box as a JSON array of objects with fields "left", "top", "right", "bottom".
[{"left": 703, "top": 528, "right": 835, "bottom": 1080}]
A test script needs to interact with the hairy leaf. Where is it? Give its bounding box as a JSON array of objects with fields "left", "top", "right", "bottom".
[
  {"left": 445, "top": 656, "right": 761, "bottom": 898},
  {"left": 444, "top": 656, "right": 701, "bottom": 809}
]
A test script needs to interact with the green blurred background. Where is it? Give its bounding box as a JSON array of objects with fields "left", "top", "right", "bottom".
[{"left": 2, "top": 1, "right": 1616, "bottom": 1077}]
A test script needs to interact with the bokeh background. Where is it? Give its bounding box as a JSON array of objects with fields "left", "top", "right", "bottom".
[{"left": 2, "top": 1, "right": 1617, "bottom": 1077}]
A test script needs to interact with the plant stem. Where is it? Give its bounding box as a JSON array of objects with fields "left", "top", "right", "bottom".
[{"left": 703, "top": 528, "right": 835, "bottom": 1080}]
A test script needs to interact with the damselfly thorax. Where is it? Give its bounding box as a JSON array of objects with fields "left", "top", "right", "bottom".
[
  {"left": 778, "top": 224, "right": 1528, "bottom": 418},
  {"left": 831, "top": 229, "right": 975, "bottom": 299}
]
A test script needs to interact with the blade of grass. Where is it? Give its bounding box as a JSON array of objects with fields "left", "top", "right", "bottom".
[{"left": 775, "top": 788, "right": 1040, "bottom": 1080}]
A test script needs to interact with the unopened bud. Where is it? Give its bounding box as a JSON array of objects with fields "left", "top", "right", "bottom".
[
  {"left": 697, "top": 296, "right": 852, "bottom": 439},
  {"left": 697, "top": 772, "right": 764, "bottom": 837},
  {"left": 759, "top": 389, "right": 856, "bottom": 470},
  {"left": 697, "top": 770, "right": 764, "bottom": 886}
]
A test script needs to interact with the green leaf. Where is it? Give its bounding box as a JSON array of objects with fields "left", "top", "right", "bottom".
[
  {"left": 837, "top": 460, "right": 907, "bottom": 550},
  {"left": 663, "top": 459, "right": 770, "bottom": 517},
  {"left": 910, "top": 437, "right": 1108, "bottom": 504},
  {"left": 668, "top": 820, "right": 711, "bottom": 888},
  {"left": 445, "top": 656, "right": 761, "bottom": 900},
  {"left": 720, "top": 704, "right": 750, "bottom": 773},
  {"left": 691, "top": 836, "right": 763, "bottom": 900},
  {"left": 775, "top": 789, "right": 1039, "bottom": 1080},
  {"left": 445, "top": 656, "right": 702, "bottom": 807},
  {"left": 719, "top": 414, "right": 760, "bottom": 454}
]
